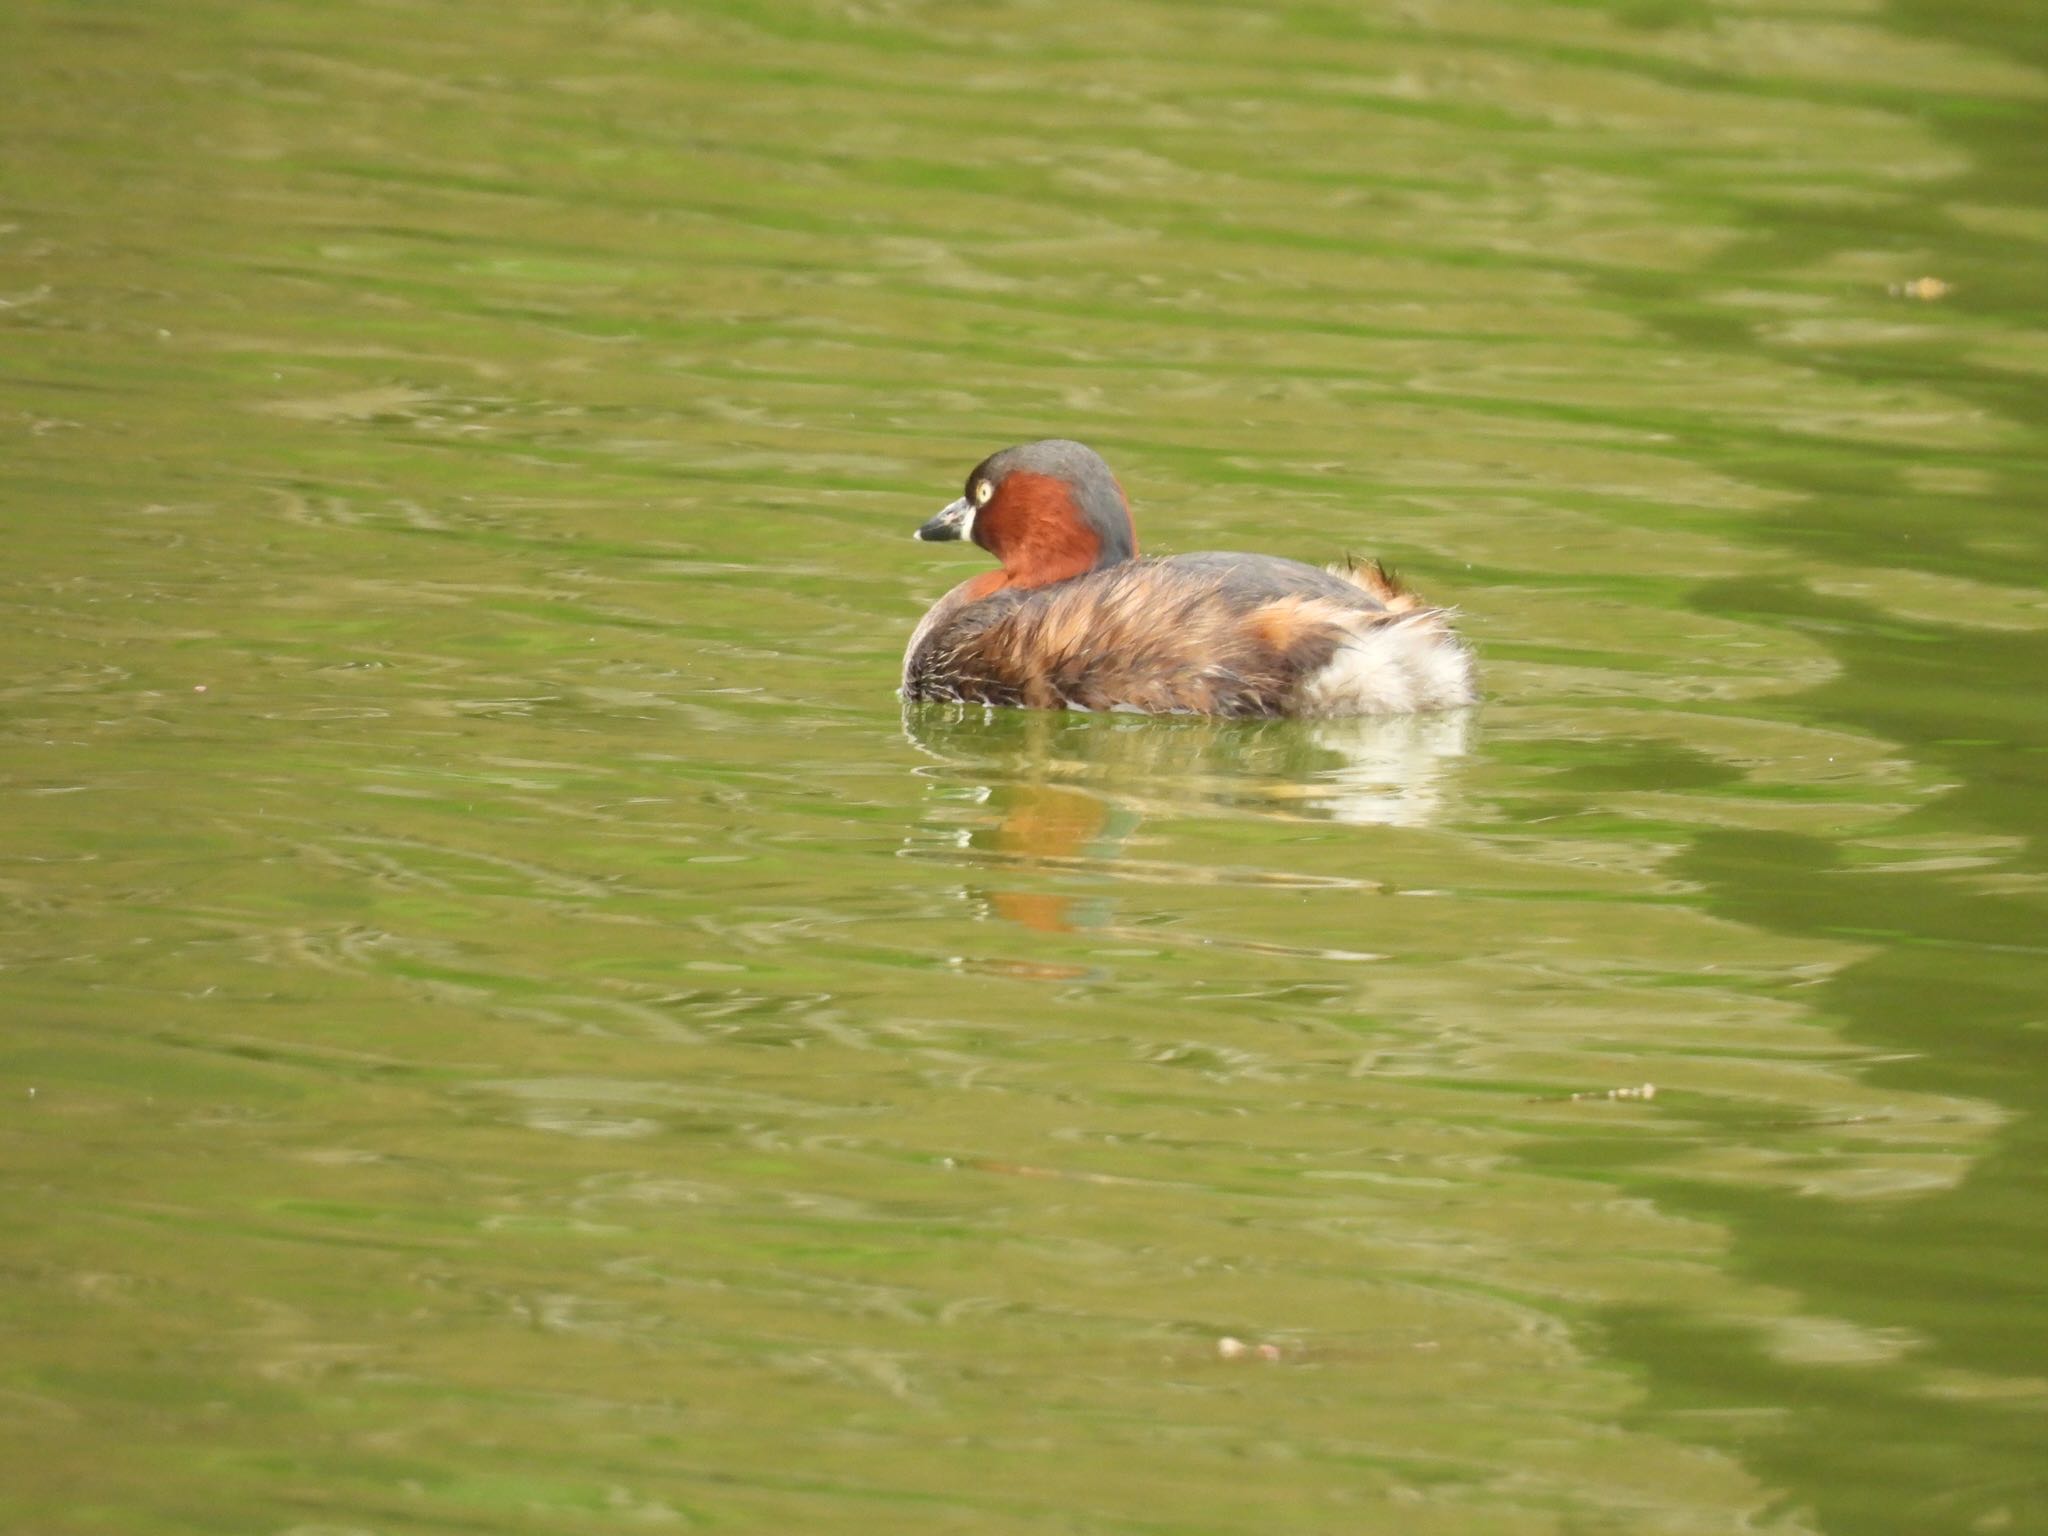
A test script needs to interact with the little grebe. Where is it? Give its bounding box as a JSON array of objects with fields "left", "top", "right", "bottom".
[{"left": 902, "top": 440, "right": 1475, "bottom": 717}]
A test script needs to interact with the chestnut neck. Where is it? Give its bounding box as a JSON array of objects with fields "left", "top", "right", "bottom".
[{"left": 979, "top": 470, "right": 1136, "bottom": 591}]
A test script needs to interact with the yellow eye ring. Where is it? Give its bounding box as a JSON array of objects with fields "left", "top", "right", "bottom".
[{"left": 973, "top": 480, "right": 993, "bottom": 505}]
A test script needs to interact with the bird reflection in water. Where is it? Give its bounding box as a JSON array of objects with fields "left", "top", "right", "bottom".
[{"left": 900, "top": 706, "right": 1471, "bottom": 954}]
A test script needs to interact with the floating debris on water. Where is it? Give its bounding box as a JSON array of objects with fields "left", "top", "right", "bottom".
[
  {"left": 1217, "top": 1336, "right": 1283, "bottom": 1362},
  {"left": 1529, "top": 1082, "right": 1657, "bottom": 1105},
  {"left": 1888, "top": 276, "right": 1951, "bottom": 301}
]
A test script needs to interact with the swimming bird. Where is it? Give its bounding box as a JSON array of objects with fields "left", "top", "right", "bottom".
[{"left": 901, "top": 440, "right": 1475, "bottom": 717}]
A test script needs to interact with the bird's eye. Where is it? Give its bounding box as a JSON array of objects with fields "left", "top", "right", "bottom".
[{"left": 973, "top": 479, "right": 993, "bottom": 505}]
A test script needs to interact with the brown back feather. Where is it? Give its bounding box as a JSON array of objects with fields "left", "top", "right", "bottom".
[
  {"left": 1328, "top": 554, "right": 1425, "bottom": 614},
  {"left": 907, "top": 561, "right": 1382, "bottom": 717}
]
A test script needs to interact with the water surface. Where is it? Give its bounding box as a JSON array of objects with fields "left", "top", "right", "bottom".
[{"left": 5, "top": 2, "right": 2047, "bottom": 1532}]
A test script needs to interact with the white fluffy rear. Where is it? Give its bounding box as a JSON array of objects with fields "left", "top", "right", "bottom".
[{"left": 1298, "top": 610, "right": 1476, "bottom": 717}]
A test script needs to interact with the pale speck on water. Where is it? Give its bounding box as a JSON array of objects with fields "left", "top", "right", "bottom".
[{"left": 4, "top": 2, "right": 2047, "bottom": 1534}]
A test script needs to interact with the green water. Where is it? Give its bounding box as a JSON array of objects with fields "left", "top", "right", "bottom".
[{"left": 5, "top": 1, "right": 2046, "bottom": 1532}]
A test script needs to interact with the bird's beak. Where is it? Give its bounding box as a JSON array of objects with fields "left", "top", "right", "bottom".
[{"left": 914, "top": 495, "right": 974, "bottom": 543}]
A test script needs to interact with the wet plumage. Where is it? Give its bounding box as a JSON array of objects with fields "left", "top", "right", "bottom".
[{"left": 902, "top": 441, "right": 1475, "bottom": 718}]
